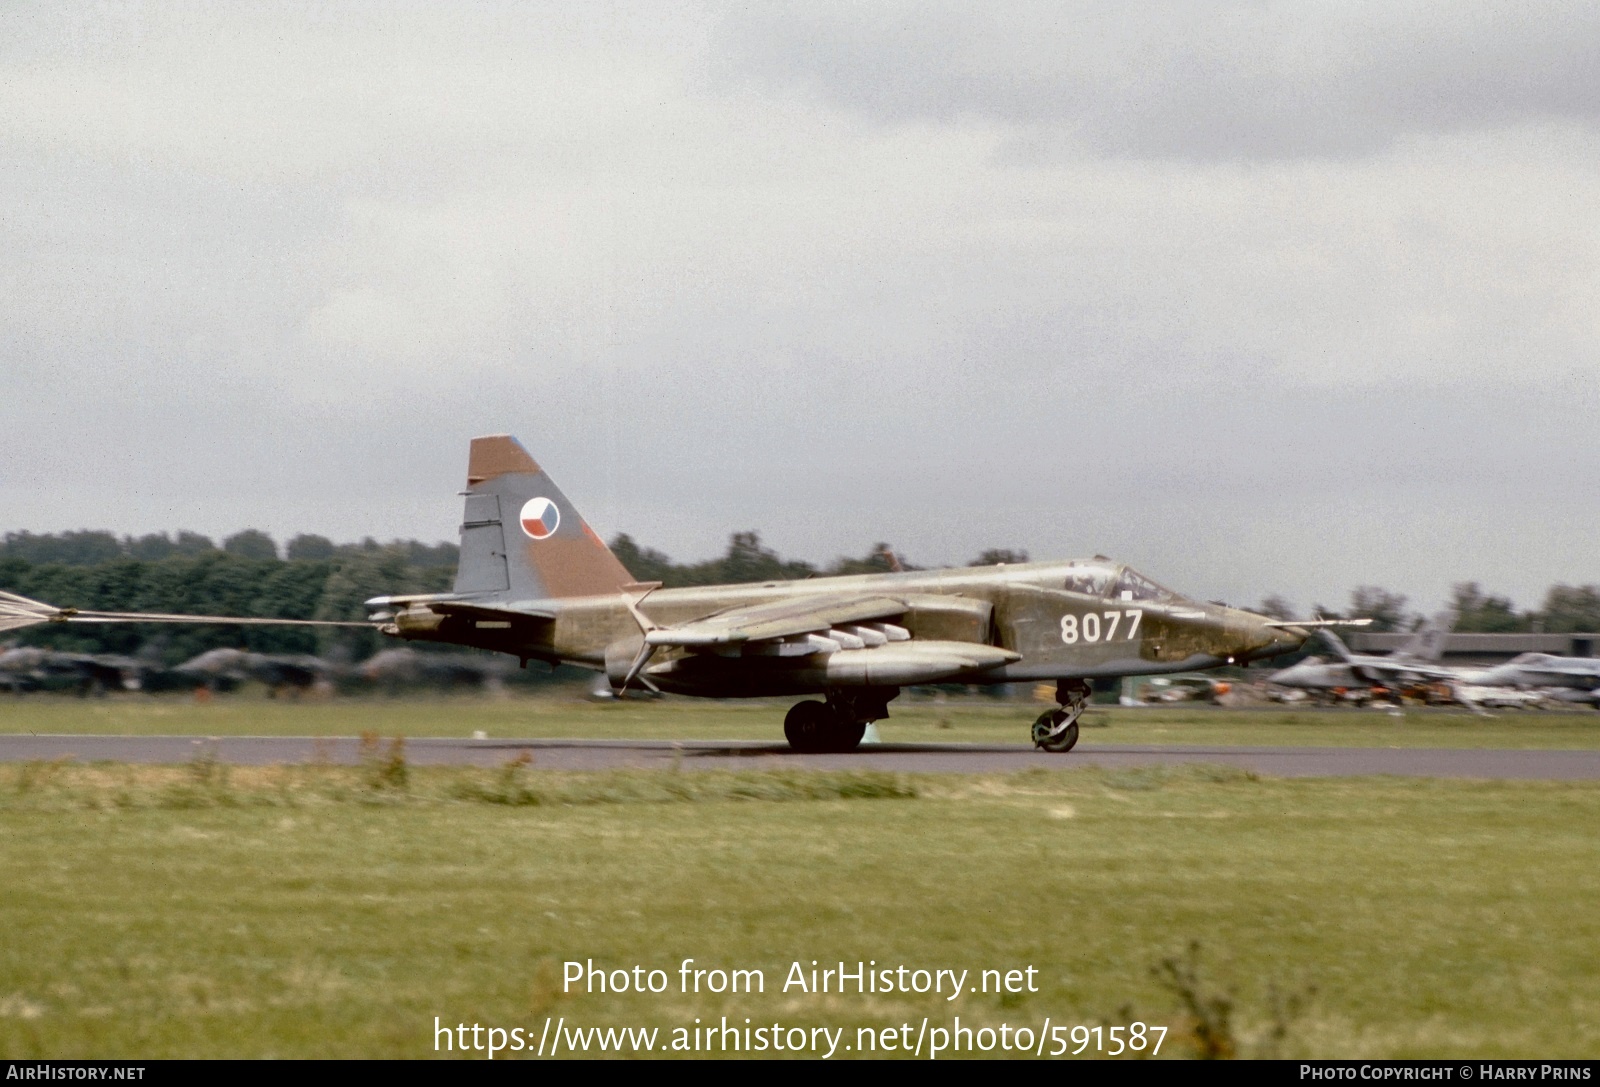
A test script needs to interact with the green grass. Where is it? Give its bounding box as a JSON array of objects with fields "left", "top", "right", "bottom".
[
  {"left": 2, "top": 760, "right": 1598, "bottom": 1058},
  {"left": 1, "top": 692, "right": 1597, "bottom": 749}
]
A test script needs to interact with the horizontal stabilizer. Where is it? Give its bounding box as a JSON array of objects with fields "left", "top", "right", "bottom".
[{"left": 425, "top": 600, "right": 559, "bottom": 622}]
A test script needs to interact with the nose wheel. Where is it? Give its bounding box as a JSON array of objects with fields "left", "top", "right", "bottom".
[{"left": 1033, "top": 679, "right": 1090, "bottom": 753}]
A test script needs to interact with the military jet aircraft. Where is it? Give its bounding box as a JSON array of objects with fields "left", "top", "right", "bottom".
[
  {"left": 1468, "top": 653, "right": 1600, "bottom": 707},
  {"left": 359, "top": 647, "right": 510, "bottom": 691},
  {"left": 0, "top": 436, "right": 1349, "bottom": 752},
  {"left": 174, "top": 647, "right": 337, "bottom": 696},
  {"left": 1122, "top": 673, "right": 1232, "bottom": 704},
  {"left": 366, "top": 437, "right": 1351, "bottom": 750},
  {"left": 1268, "top": 610, "right": 1457, "bottom": 700},
  {"left": 0, "top": 645, "right": 146, "bottom": 694}
]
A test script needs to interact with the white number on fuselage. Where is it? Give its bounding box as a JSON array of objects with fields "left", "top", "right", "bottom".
[{"left": 1061, "top": 609, "right": 1143, "bottom": 645}]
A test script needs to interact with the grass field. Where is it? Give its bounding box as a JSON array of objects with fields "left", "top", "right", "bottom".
[
  {"left": 2, "top": 758, "right": 1599, "bottom": 1059},
  {"left": 1, "top": 692, "right": 1598, "bottom": 749}
]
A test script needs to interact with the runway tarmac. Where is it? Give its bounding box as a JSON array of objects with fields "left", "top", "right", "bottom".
[{"left": 3, "top": 734, "right": 1600, "bottom": 778}]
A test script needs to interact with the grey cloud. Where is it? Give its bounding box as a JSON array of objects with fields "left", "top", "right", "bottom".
[{"left": 712, "top": 1, "right": 1600, "bottom": 159}]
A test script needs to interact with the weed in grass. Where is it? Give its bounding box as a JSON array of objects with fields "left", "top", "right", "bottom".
[
  {"left": 157, "top": 744, "right": 238, "bottom": 809},
  {"left": 187, "top": 743, "right": 221, "bottom": 786},
  {"left": 359, "top": 732, "right": 408, "bottom": 791},
  {"left": 1260, "top": 979, "right": 1319, "bottom": 1059},
  {"left": 493, "top": 751, "right": 538, "bottom": 806},
  {"left": 1153, "top": 941, "right": 1236, "bottom": 1059},
  {"left": 14, "top": 758, "right": 69, "bottom": 795}
]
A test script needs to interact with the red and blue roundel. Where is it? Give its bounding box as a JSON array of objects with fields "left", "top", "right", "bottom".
[{"left": 519, "top": 497, "right": 560, "bottom": 540}]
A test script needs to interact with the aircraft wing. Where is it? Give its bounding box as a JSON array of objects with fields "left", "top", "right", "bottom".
[
  {"left": 1366, "top": 661, "right": 1458, "bottom": 682},
  {"left": 1340, "top": 658, "right": 1459, "bottom": 688},
  {"left": 642, "top": 594, "right": 910, "bottom": 648},
  {"left": 1509, "top": 660, "right": 1600, "bottom": 681}
]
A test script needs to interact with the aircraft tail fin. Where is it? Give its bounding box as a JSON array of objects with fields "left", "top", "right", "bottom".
[
  {"left": 1316, "top": 627, "right": 1356, "bottom": 661},
  {"left": 1396, "top": 609, "right": 1456, "bottom": 662},
  {"left": 452, "top": 435, "right": 634, "bottom": 601}
]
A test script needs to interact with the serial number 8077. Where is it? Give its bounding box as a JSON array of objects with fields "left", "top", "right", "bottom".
[{"left": 1060, "top": 609, "right": 1142, "bottom": 645}]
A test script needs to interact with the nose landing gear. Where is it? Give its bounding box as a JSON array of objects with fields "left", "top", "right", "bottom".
[{"left": 1032, "top": 678, "right": 1091, "bottom": 753}]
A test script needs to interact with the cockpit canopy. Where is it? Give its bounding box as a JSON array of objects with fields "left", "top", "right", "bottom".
[{"left": 1061, "top": 561, "right": 1184, "bottom": 604}]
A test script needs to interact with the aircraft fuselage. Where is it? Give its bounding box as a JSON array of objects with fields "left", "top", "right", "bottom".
[{"left": 383, "top": 560, "right": 1301, "bottom": 699}]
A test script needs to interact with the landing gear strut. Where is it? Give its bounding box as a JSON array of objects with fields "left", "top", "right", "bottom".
[
  {"left": 784, "top": 688, "right": 897, "bottom": 753},
  {"left": 1032, "top": 679, "right": 1091, "bottom": 753}
]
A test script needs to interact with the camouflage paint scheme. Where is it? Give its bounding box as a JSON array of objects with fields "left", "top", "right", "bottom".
[{"left": 363, "top": 437, "right": 1314, "bottom": 750}]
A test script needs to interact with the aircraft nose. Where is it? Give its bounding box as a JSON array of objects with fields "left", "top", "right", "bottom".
[
  {"left": 1268, "top": 662, "right": 1305, "bottom": 684},
  {"left": 1239, "top": 615, "right": 1308, "bottom": 663}
]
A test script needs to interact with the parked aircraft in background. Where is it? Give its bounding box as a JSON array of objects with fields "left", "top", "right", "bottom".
[
  {"left": 0, "top": 437, "right": 1351, "bottom": 752},
  {"left": 0, "top": 645, "right": 146, "bottom": 694},
  {"left": 1451, "top": 685, "right": 1556, "bottom": 710},
  {"left": 174, "top": 648, "right": 336, "bottom": 696},
  {"left": 359, "top": 647, "right": 509, "bottom": 691},
  {"left": 1121, "top": 673, "right": 1231, "bottom": 704},
  {"left": 1468, "top": 653, "right": 1600, "bottom": 708},
  {"left": 1268, "top": 611, "right": 1457, "bottom": 700}
]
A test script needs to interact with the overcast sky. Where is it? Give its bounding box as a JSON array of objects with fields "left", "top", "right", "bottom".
[{"left": 2, "top": 1, "right": 1596, "bottom": 615}]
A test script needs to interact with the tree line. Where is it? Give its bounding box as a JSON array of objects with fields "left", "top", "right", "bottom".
[
  {"left": 1, "top": 542, "right": 455, "bottom": 663},
  {"left": 0, "top": 530, "right": 458, "bottom": 567}
]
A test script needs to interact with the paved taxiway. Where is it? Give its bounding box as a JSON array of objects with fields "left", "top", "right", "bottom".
[{"left": 2, "top": 735, "right": 1600, "bottom": 778}]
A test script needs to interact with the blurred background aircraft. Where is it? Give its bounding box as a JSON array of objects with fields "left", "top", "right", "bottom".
[
  {"left": 173, "top": 648, "right": 338, "bottom": 697},
  {"left": 0, "top": 645, "right": 147, "bottom": 694},
  {"left": 1268, "top": 610, "right": 1457, "bottom": 702}
]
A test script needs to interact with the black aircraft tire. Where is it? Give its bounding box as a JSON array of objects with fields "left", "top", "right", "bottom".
[
  {"left": 1032, "top": 710, "right": 1080, "bottom": 753},
  {"left": 784, "top": 700, "right": 834, "bottom": 753},
  {"left": 829, "top": 719, "right": 867, "bottom": 754},
  {"left": 785, "top": 702, "right": 867, "bottom": 753}
]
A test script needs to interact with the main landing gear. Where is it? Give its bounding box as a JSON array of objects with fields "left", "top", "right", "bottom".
[
  {"left": 784, "top": 689, "right": 897, "bottom": 753},
  {"left": 1032, "top": 679, "right": 1091, "bottom": 753}
]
